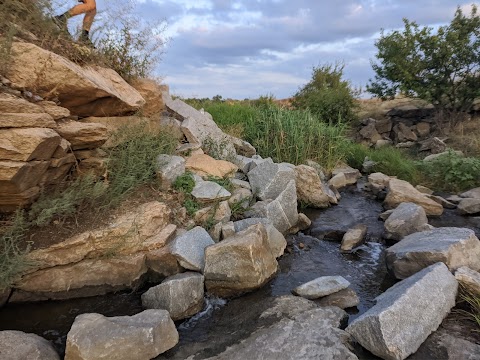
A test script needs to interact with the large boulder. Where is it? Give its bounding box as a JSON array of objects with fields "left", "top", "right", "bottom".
[
  {"left": 204, "top": 224, "right": 278, "bottom": 297},
  {"left": 346, "top": 263, "right": 458, "bottom": 360},
  {"left": 64, "top": 310, "right": 178, "bottom": 360},
  {"left": 208, "top": 306, "right": 357, "bottom": 360},
  {"left": 156, "top": 154, "right": 185, "bottom": 190},
  {"left": 55, "top": 121, "right": 108, "bottom": 150},
  {"left": 460, "top": 187, "right": 480, "bottom": 199},
  {"left": 7, "top": 42, "right": 145, "bottom": 116},
  {"left": 185, "top": 154, "right": 237, "bottom": 178},
  {"left": 141, "top": 272, "right": 204, "bottom": 320},
  {"left": 0, "top": 330, "right": 60, "bottom": 360},
  {"left": 341, "top": 224, "right": 367, "bottom": 251},
  {"left": 164, "top": 95, "right": 236, "bottom": 160},
  {"left": 0, "top": 128, "right": 61, "bottom": 161},
  {"left": 248, "top": 180, "right": 299, "bottom": 234},
  {"left": 0, "top": 113, "right": 56, "bottom": 128},
  {"left": 457, "top": 198, "right": 480, "bottom": 215},
  {"left": 384, "top": 178, "right": 444, "bottom": 216},
  {"left": 384, "top": 202, "right": 430, "bottom": 241},
  {"left": 129, "top": 78, "right": 167, "bottom": 116},
  {"left": 294, "top": 164, "right": 331, "bottom": 208},
  {"left": 233, "top": 218, "right": 287, "bottom": 258},
  {"left": 10, "top": 254, "right": 148, "bottom": 302},
  {"left": 170, "top": 226, "right": 215, "bottom": 271},
  {"left": 26, "top": 201, "right": 173, "bottom": 268},
  {"left": 0, "top": 93, "right": 45, "bottom": 113},
  {"left": 191, "top": 181, "right": 231, "bottom": 203},
  {"left": 386, "top": 227, "right": 480, "bottom": 279},
  {"left": 248, "top": 162, "right": 296, "bottom": 201}
]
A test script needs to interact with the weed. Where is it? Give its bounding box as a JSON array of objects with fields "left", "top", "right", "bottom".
[
  {"left": 173, "top": 172, "right": 195, "bottom": 194},
  {"left": 183, "top": 197, "right": 201, "bottom": 216},
  {"left": 417, "top": 150, "right": 480, "bottom": 192},
  {"left": 457, "top": 285, "right": 480, "bottom": 330},
  {"left": 203, "top": 136, "right": 236, "bottom": 162},
  {"left": 229, "top": 197, "right": 251, "bottom": 220},
  {"left": 0, "top": 211, "right": 36, "bottom": 290},
  {"left": 205, "top": 176, "right": 234, "bottom": 193}
]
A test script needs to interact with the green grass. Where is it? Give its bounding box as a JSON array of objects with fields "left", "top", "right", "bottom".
[{"left": 346, "top": 143, "right": 418, "bottom": 183}]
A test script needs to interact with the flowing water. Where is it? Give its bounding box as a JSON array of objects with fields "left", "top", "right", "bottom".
[{"left": 1, "top": 183, "right": 479, "bottom": 359}]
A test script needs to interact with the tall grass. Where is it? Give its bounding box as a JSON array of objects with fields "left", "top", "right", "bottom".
[{"left": 243, "top": 105, "right": 350, "bottom": 169}]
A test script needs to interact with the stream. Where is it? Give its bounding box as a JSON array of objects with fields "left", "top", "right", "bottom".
[{"left": 1, "top": 183, "right": 479, "bottom": 359}]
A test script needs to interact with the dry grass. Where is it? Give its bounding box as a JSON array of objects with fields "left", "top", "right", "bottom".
[{"left": 449, "top": 115, "right": 480, "bottom": 157}]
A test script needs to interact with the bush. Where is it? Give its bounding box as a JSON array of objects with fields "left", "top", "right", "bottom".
[
  {"left": 417, "top": 151, "right": 480, "bottom": 192},
  {"left": 368, "top": 5, "right": 480, "bottom": 113},
  {"left": 292, "top": 63, "right": 359, "bottom": 124},
  {"left": 0, "top": 211, "right": 35, "bottom": 290}
]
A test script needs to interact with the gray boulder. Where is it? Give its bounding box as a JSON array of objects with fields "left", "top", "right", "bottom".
[
  {"left": 191, "top": 181, "right": 231, "bottom": 203},
  {"left": 141, "top": 272, "right": 204, "bottom": 321},
  {"left": 460, "top": 187, "right": 480, "bottom": 199},
  {"left": 346, "top": 263, "right": 458, "bottom": 360},
  {"left": 208, "top": 306, "right": 357, "bottom": 360},
  {"left": 292, "top": 276, "right": 350, "bottom": 300},
  {"left": 384, "top": 202, "right": 430, "bottom": 241},
  {"left": 156, "top": 154, "right": 185, "bottom": 190},
  {"left": 247, "top": 180, "right": 299, "bottom": 233},
  {"left": 457, "top": 198, "right": 480, "bottom": 215},
  {"left": 65, "top": 310, "right": 178, "bottom": 360},
  {"left": 204, "top": 224, "right": 278, "bottom": 297},
  {"left": 234, "top": 218, "right": 287, "bottom": 258},
  {"left": 248, "top": 162, "right": 295, "bottom": 200},
  {"left": 0, "top": 330, "right": 59, "bottom": 360},
  {"left": 170, "top": 226, "right": 215, "bottom": 272},
  {"left": 386, "top": 227, "right": 480, "bottom": 279}
]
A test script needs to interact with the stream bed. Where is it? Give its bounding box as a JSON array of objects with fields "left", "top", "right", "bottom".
[{"left": 1, "top": 184, "right": 479, "bottom": 359}]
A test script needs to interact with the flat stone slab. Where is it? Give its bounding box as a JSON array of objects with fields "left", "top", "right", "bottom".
[
  {"left": 170, "top": 226, "right": 215, "bottom": 272},
  {"left": 384, "top": 202, "right": 429, "bottom": 241},
  {"left": 386, "top": 227, "right": 480, "bottom": 279},
  {"left": 292, "top": 276, "right": 350, "bottom": 300},
  {"left": 346, "top": 263, "right": 458, "bottom": 360},
  {"left": 191, "top": 181, "right": 231, "bottom": 203}
]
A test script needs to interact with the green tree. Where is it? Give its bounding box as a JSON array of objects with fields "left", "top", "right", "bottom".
[
  {"left": 368, "top": 5, "right": 480, "bottom": 113},
  {"left": 292, "top": 63, "right": 359, "bottom": 123}
]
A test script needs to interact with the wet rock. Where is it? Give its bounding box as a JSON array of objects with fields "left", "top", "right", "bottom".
[
  {"left": 460, "top": 187, "right": 480, "bottom": 199},
  {"left": 207, "top": 306, "right": 357, "bottom": 360},
  {"left": 328, "top": 172, "right": 348, "bottom": 190},
  {"left": 384, "top": 202, "right": 430, "bottom": 241},
  {"left": 0, "top": 128, "right": 61, "bottom": 161},
  {"left": 457, "top": 198, "right": 480, "bottom": 215},
  {"left": 379, "top": 209, "right": 394, "bottom": 221},
  {"left": 204, "top": 224, "right": 278, "bottom": 297},
  {"left": 185, "top": 154, "right": 237, "bottom": 178},
  {"left": 426, "top": 194, "right": 457, "bottom": 209},
  {"left": 288, "top": 212, "right": 312, "bottom": 234},
  {"left": 65, "top": 310, "right": 178, "bottom": 360},
  {"left": 346, "top": 263, "right": 457, "bottom": 360},
  {"left": 292, "top": 276, "right": 350, "bottom": 300},
  {"left": 446, "top": 195, "right": 463, "bottom": 204},
  {"left": 234, "top": 218, "right": 287, "bottom": 258},
  {"left": 411, "top": 327, "right": 480, "bottom": 360},
  {"left": 368, "top": 172, "right": 392, "bottom": 192},
  {"left": 331, "top": 163, "right": 361, "bottom": 184},
  {"left": 156, "top": 154, "right": 185, "bottom": 190},
  {"left": 295, "top": 164, "right": 332, "bottom": 208},
  {"left": 384, "top": 178, "right": 444, "bottom": 216},
  {"left": 0, "top": 330, "right": 60, "bottom": 360},
  {"left": 316, "top": 288, "right": 360, "bottom": 309},
  {"left": 386, "top": 227, "right": 480, "bottom": 279},
  {"left": 191, "top": 181, "right": 231, "bottom": 203},
  {"left": 141, "top": 272, "right": 204, "bottom": 320},
  {"left": 55, "top": 121, "right": 108, "bottom": 150},
  {"left": 145, "top": 247, "right": 182, "bottom": 280},
  {"left": 248, "top": 162, "right": 295, "bottom": 201},
  {"left": 341, "top": 224, "right": 367, "bottom": 251},
  {"left": 170, "top": 226, "right": 215, "bottom": 272},
  {"left": 455, "top": 266, "right": 480, "bottom": 295},
  {"left": 7, "top": 42, "right": 145, "bottom": 117}
]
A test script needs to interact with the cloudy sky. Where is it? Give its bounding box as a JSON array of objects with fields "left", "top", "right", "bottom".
[{"left": 79, "top": 1, "right": 478, "bottom": 99}]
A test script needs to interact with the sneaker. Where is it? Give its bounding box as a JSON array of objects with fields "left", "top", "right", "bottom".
[
  {"left": 52, "top": 14, "right": 68, "bottom": 32},
  {"left": 79, "top": 32, "right": 95, "bottom": 48}
]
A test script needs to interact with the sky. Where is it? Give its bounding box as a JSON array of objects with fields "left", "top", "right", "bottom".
[{"left": 69, "top": 1, "right": 479, "bottom": 99}]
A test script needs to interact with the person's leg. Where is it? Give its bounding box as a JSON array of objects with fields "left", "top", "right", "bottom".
[{"left": 68, "top": 0, "right": 96, "bottom": 18}]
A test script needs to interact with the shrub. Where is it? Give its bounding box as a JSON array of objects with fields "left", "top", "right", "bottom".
[
  {"left": 0, "top": 211, "right": 35, "bottom": 290},
  {"left": 173, "top": 172, "right": 195, "bottom": 194},
  {"left": 292, "top": 63, "right": 359, "bottom": 124},
  {"left": 417, "top": 151, "right": 480, "bottom": 192},
  {"left": 368, "top": 5, "right": 480, "bottom": 114}
]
